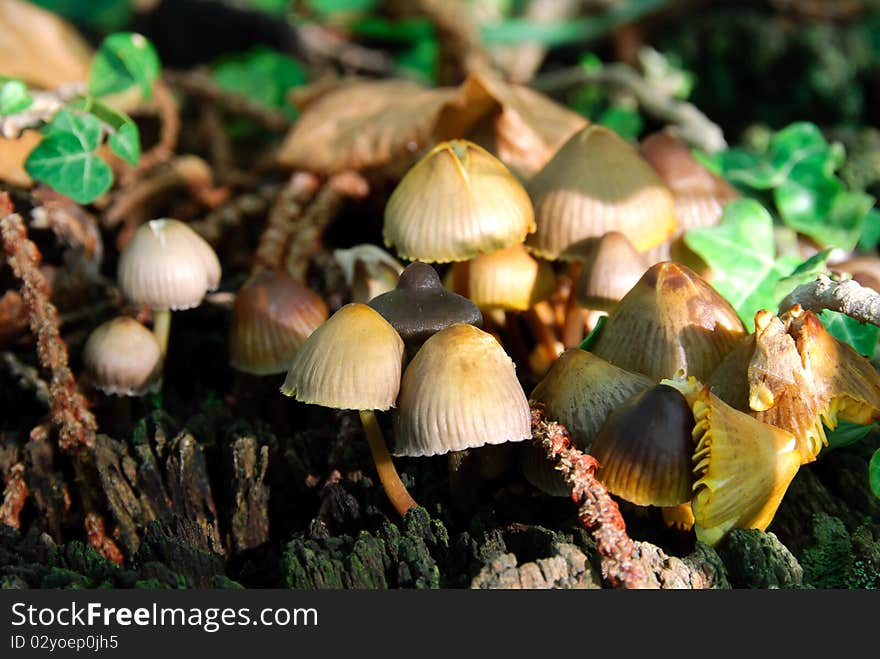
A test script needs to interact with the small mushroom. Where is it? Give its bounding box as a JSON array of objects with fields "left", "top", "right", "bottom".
[
  {"left": 383, "top": 139, "right": 536, "bottom": 263},
  {"left": 280, "top": 302, "right": 417, "bottom": 517},
  {"left": 117, "top": 218, "right": 221, "bottom": 358},
  {"left": 368, "top": 261, "right": 482, "bottom": 357},
  {"left": 229, "top": 270, "right": 328, "bottom": 376},
  {"left": 333, "top": 243, "right": 404, "bottom": 303}
]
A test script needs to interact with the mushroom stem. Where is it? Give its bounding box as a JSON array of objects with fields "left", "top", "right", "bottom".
[
  {"left": 358, "top": 409, "right": 419, "bottom": 517},
  {"left": 152, "top": 309, "right": 172, "bottom": 358},
  {"left": 562, "top": 293, "right": 585, "bottom": 348},
  {"left": 523, "top": 307, "right": 560, "bottom": 365}
]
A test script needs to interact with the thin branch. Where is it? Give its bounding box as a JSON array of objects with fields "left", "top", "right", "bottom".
[
  {"left": 779, "top": 273, "right": 880, "bottom": 327},
  {"left": 530, "top": 403, "right": 645, "bottom": 588},
  {"left": 531, "top": 61, "right": 726, "bottom": 153}
]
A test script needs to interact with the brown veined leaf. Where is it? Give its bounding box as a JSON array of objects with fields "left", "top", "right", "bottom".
[
  {"left": 0, "top": 0, "right": 93, "bottom": 89},
  {"left": 0, "top": 130, "right": 42, "bottom": 187},
  {"left": 276, "top": 78, "right": 458, "bottom": 175}
]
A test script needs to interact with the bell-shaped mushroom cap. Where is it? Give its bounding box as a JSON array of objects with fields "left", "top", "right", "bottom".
[
  {"left": 392, "top": 323, "right": 531, "bottom": 457},
  {"left": 229, "top": 270, "right": 329, "bottom": 376},
  {"left": 591, "top": 384, "right": 695, "bottom": 507},
  {"left": 690, "top": 386, "right": 801, "bottom": 547},
  {"left": 83, "top": 317, "right": 162, "bottom": 396},
  {"left": 450, "top": 243, "right": 555, "bottom": 311},
  {"left": 567, "top": 232, "right": 649, "bottom": 312},
  {"left": 333, "top": 243, "right": 404, "bottom": 304},
  {"left": 529, "top": 348, "right": 654, "bottom": 452},
  {"left": 281, "top": 303, "right": 404, "bottom": 411},
  {"left": 590, "top": 261, "right": 746, "bottom": 381},
  {"left": 383, "top": 140, "right": 536, "bottom": 263},
  {"left": 525, "top": 125, "right": 676, "bottom": 260},
  {"left": 117, "top": 218, "right": 221, "bottom": 311},
  {"left": 368, "top": 261, "right": 482, "bottom": 350}
]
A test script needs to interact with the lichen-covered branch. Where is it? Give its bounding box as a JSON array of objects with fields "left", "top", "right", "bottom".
[
  {"left": 0, "top": 193, "right": 96, "bottom": 453},
  {"left": 531, "top": 61, "right": 726, "bottom": 153},
  {"left": 530, "top": 404, "right": 645, "bottom": 588},
  {"left": 778, "top": 274, "right": 880, "bottom": 327}
]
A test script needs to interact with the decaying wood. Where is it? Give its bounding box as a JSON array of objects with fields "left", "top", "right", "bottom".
[{"left": 227, "top": 435, "right": 270, "bottom": 554}]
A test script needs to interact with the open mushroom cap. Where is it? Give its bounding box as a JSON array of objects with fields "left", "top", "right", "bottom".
[
  {"left": 83, "top": 317, "right": 162, "bottom": 396},
  {"left": 525, "top": 125, "right": 677, "bottom": 260},
  {"left": 591, "top": 384, "right": 696, "bottom": 507},
  {"left": 117, "top": 218, "right": 221, "bottom": 311},
  {"left": 690, "top": 386, "right": 801, "bottom": 547},
  {"left": 450, "top": 242, "right": 555, "bottom": 311},
  {"left": 280, "top": 302, "right": 404, "bottom": 411},
  {"left": 382, "top": 139, "right": 536, "bottom": 263},
  {"left": 368, "top": 261, "right": 482, "bottom": 351},
  {"left": 566, "top": 232, "right": 649, "bottom": 312},
  {"left": 590, "top": 261, "right": 746, "bottom": 381},
  {"left": 229, "top": 270, "right": 328, "bottom": 376},
  {"left": 392, "top": 323, "right": 531, "bottom": 457}
]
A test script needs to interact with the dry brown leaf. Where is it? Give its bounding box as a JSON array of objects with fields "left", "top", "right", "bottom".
[
  {"left": 0, "top": 0, "right": 92, "bottom": 89},
  {"left": 0, "top": 130, "right": 41, "bottom": 187}
]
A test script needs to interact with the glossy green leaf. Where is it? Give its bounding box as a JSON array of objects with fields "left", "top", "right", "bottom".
[
  {"left": 42, "top": 110, "right": 102, "bottom": 150},
  {"left": 213, "top": 47, "right": 307, "bottom": 118},
  {"left": 870, "top": 449, "right": 880, "bottom": 499},
  {"left": 598, "top": 106, "right": 643, "bottom": 142},
  {"left": 825, "top": 421, "right": 878, "bottom": 451},
  {"left": 25, "top": 131, "right": 113, "bottom": 204},
  {"left": 108, "top": 121, "right": 140, "bottom": 166},
  {"left": 857, "top": 208, "right": 880, "bottom": 251},
  {"left": 819, "top": 310, "right": 880, "bottom": 357},
  {"left": 684, "top": 199, "right": 801, "bottom": 331},
  {"left": 579, "top": 314, "right": 607, "bottom": 352},
  {"left": 89, "top": 32, "right": 160, "bottom": 99},
  {"left": 773, "top": 248, "right": 832, "bottom": 301},
  {"left": 0, "top": 79, "right": 33, "bottom": 115}
]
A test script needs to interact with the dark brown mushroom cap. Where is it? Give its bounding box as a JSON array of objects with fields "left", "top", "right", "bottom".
[
  {"left": 591, "top": 384, "right": 695, "bottom": 507},
  {"left": 368, "top": 261, "right": 482, "bottom": 349}
]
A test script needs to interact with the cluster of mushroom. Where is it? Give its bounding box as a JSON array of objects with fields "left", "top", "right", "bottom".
[
  {"left": 83, "top": 219, "right": 221, "bottom": 408},
  {"left": 527, "top": 259, "right": 880, "bottom": 546}
]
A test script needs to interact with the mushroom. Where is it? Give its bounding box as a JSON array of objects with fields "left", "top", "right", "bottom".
[
  {"left": 229, "top": 270, "right": 328, "bottom": 376},
  {"left": 382, "top": 139, "right": 536, "bottom": 263},
  {"left": 588, "top": 261, "right": 746, "bottom": 381},
  {"left": 117, "top": 218, "right": 221, "bottom": 359},
  {"left": 280, "top": 302, "right": 417, "bottom": 516},
  {"left": 333, "top": 243, "right": 404, "bottom": 304},
  {"left": 368, "top": 261, "right": 482, "bottom": 358}
]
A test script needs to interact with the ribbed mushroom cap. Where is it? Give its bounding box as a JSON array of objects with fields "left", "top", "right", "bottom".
[
  {"left": 525, "top": 125, "right": 677, "bottom": 260},
  {"left": 117, "top": 218, "right": 221, "bottom": 311},
  {"left": 690, "top": 386, "right": 801, "bottom": 547},
  {"left": 280, "top": 303, "right": 404, "bottom": 411},
  {"left": 83, "top": 317, "right": 162, "bottom": 396},
  {"left": 450, "top": 243, "right": 555, "bottom": 311},
  {"left": 382, "top": 140, "right": 536, "bottom": 263},
  {"left": 333, "top": 243, "right": 404, "bottom": 304},
  {"left": 590, "top": 261, "right": 746, "bottom": 381},
  {"left": 368, "top": 261, "right": 482, "bottom": 350},
  {"left": 567, "top": 232, "right": 649, "bottom": 311},
  {"left": 392, "top": 323, "right": 531, "bottom": 457},
  {"left": 229, "top": 270, "right": 329, "bottom": 376},
  {"left": 591, "top": 384, "right": 695, "bottom": 507}
]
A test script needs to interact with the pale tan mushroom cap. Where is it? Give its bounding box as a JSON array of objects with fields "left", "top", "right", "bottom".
[
  {"left": 568, "top": 232, "right": 649, "bottom": 311},
  {"left": 383, "top": 140, "right": 536, "bottom": 263},
  {"left": 393, "top": 323, "right": 531, "bottom": 457},
  {"left": 525, "top": 125, "right": 676, "bottom": 259},
  {"left": 117, "top": 218, "right": 221, "bottom": 311},
  {"left": 453, "top": 243, "right": 555, "bottom": 311},
  {"left": 280, "top": 303, "right": 404, "bottom": 411},
  {"left": 83, "top": 317, "right": 162, "bottom": 396}
]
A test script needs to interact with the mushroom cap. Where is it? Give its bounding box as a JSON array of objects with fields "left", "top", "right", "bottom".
[
  {"left": 368, "top": 261, "right": 483, "bottom": 350},
  {"left": 450, "top": 242, "right": 555, "bottom": 311},
  {"left": 382, "top": 139, "right": 536, "bottom": 263},
  {"left": 690, "top": 386, "right": 801, "bottom": 547},
  {"left": 567, "top": 232, "right": 649, "bottom": 311},
  {"left": 591, "top": 384, "right": 696, "bottom": 507},
  {"left": 525, "top": 125, "right": 677, "bottom": 260},
  {"left": 590, "top": 261, "right": 746, "bottom": 381},
  {"left": 117, "top": 218, "right": 221, "bottom": 311},
  {"left": 82, "top": 317, "right": 162, "bottom": 396},
  {"left": 392, "top": 323, "right": 531, "bottom": 457},
  {"left": 280, "top": 302, "right": 404, "bottom": 411},
  {"left": 229, "top": 270, "right": 329, "bottom": 376},
  {"left": 333, "top": 243, "right": 404, "bottom": 304}
]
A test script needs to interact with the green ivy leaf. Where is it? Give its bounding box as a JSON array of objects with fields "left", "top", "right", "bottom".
[
  {"left": 25, "top": 131, "right": 112, "bottom": 204},
  {"left": 578, "top": 314, "right": 607, "bottom": 352},
  {"left": 684, "top": 199, "right": 801, "bottom": 331},
  {"left": 824, "top": 422, "right": 877, "bottom": 451},
  {"left": 819, "top": 310, "right": 880, "bottom": 357},
  {"left": 859, "top": 208, "right": 880, "bottom": 251},
  {"left": 773, "top": 248, "right": 832, "bottom": 301},
  {"left": 598, "top": 106, "right": 643, "bottom": 142},
  {"left": 870, "top": 448, "right": 880, "bottom": 499},
  {"left": 42, "top": 110, "right": 102, "bottom": 150},
  {"left": 213, "top": 47, "right": 307, "bottom": 118},
  {"left": 89, "top": 32, "right": 160, "bottom": 100},
  {"left": 0, "top": 79, "right": 33, "bottom": 115},
  {"left": 108, "top": 121, "right": 140, "bottom": 166}
]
